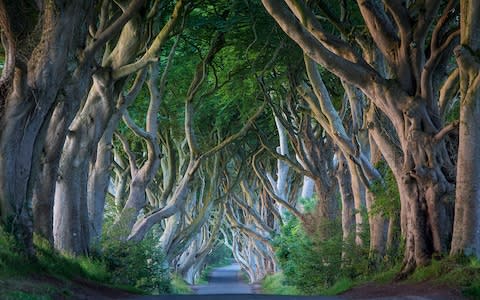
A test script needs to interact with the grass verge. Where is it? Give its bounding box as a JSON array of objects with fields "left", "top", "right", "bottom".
[
  {"left": 408, "top": 256, "right": 480, "bottom": 298},
  {"left": 171, "top": 274, "right": 193, "bottom": 294},
  {"left": 261, "top": 273, "right": 300, "bottom": 295},
  {"left": 0, "top": 228, "right": 143, "bottom": 298}
]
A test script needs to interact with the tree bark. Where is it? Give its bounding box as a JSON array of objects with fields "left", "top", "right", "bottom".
[
  {"left": 451, "top": 0, "right": 480, "bottom": 258},
  {"left": 54, "top": 71, "right": 115, "bottom": 254},
  {"left": 262, "top": 0, "right": 458, "bottom": 273},
  {"left": 335, "top": 152, "right": 355, "bottom": 241},
  {"left": 0, "top": 1, "right": 94, "bottom": 254}
]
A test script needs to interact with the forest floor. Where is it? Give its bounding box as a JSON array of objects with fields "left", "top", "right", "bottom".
[{"left": 0, "top": 265, "right": 470, "bottom": 299}]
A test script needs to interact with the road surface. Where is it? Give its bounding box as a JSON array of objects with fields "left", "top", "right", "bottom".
[
  {"left": 127, "top": 264, "right": 463, "bottom": 300},
  {"left": 131, "top": 263, "right": 338, "bottom": 299},
  {"left": 193, "top": 263, "right": 252, "bottom": 294}
]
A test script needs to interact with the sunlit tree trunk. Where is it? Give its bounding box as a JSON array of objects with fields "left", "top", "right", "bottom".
[{"left": 451, "top": 0, "right": 480, "bottom": 258}]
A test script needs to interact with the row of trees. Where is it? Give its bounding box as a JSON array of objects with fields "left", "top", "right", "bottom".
[{"left": 0, "top": 0, "right": 479, "bottom": 286}]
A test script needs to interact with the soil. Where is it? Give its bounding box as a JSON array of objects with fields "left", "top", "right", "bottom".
[{"left": 340, "top": 281, "right": 468, "bottom": 299}]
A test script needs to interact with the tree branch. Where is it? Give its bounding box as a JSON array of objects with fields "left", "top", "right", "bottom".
[
  {"left": 261, "top": 0, "right": 380, "bottom": 92},
  {"left": 434, "top": 121, "right": 459, "bottom": 143},
  {"left": 112, "top": 0, "right": 187, "bottom": 79},
  {"left": 83, "top": 0, "right": 146, "bottom": 64}
]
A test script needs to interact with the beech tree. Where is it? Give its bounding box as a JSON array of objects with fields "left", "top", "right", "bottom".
[
  {"left": 0, "top": 0, "right": 147, "bottom": 254},
  {"left": 451, "top": 0, "right": 480, "bottom": 258},
  {"left": 262, "top": 0, "right": 461, "bottom": 274}
]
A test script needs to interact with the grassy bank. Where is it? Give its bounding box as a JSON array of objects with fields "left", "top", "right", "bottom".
[
  {"left": 0, "top": 227, "right": 164, "bottom": 299},
  {"left": 261, "top": 256, "right": 480, "bottom": 298}
]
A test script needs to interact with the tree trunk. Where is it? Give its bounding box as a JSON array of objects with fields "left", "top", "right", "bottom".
[
  {"left": 87, "top": 125, "right": 115, "bottom": 244},
  {"left": 32, "top": 101, "right": 72, "bottom": 244},
  {"left": 451, "top": 0, "right": 480, "bottom": 258},
  {"left": 0, "top": 1, "right": 93, "bottom": 254},
  {"left": 387, "top": 98, "right": 454, "bottom": 275},
  {"left": 54, "top": 73, "right": 115, "bottom": 255},
  {"left": 346, "top": 159, "right": 366, "bottom": 245},
  {"left": 312, "top": 177, "right": 338, "bottom": 236},
  {"left": 335, "top": 152, "right": 355, "bottom": 241}
]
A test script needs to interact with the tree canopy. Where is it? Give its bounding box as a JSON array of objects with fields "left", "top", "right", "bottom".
[{"left": 0, "top": 0, "right": 479, "bottom": 290}]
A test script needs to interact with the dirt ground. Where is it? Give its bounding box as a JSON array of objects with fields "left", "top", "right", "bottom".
[{"left": 340, "top": 281, "right": 468, "bottom": 299}]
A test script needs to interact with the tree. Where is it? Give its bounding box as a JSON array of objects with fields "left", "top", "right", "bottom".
[
  {"left": 451, "top": 0, "right": 480, "bottom": 258},
  {"left": 262, "top": 0, "right": 460, "bottom": 274},
  {"left": 0, "top": 0, "right": 145, "bottom": 254}
]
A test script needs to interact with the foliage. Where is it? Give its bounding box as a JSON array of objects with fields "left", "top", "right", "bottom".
[
  {"left": 100, "top": 225, "right": 171, "bottom": 294},
  {"left": 320, "top": 277, "right": 354, "bottom": 296},
  {"left": 0, "top": 228, "right": 109, "bottom": 282},
  {"left": 273, "top": 196, "right": 403, "bottom": 296},
  {"left": 34, "top": 236, "right": 109, "bottom": 282},
  {"left": 170, "top": 274, "right": 193, "bottom": 294},
  {"left": 197, "top": 243, "right": 234, "bottom": 283},
  {"left": 0, "top": 226, "right": 174, "bottom": 296},
  {"left": 369, "top": 160, "right": 400, "bottom": 219},
  {"left": 261, "top": 273, "right": 299, "bottom": 295},
  {"left": 273, "top": 213, "right": 370, "bottom": 295},
  {"left": 2, "top": 291, "right": 51, "bottom": 300},
  {"left": 408, "top": 255, "right": 480, "bottom": 297},
  {"left": 1, "top": 229, "right": 112, "bottom": 297},
  {"left": 0, "top": 227, "right": 29, "bottom": 276}
]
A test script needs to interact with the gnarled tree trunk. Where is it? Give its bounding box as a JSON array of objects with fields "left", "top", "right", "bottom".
[{"left": 0, "top": 1, "right": 94, "bottom": 254}]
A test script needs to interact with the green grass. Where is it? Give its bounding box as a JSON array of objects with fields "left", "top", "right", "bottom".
[
  {"left": 262, "top": 256, "right": 480, "bottom": 298},
  {"left": 2, "top": 291, "right": 52, "bottom": 300},
  {"left": 369, "top": 263, "right": 402, "bottom": 284},
  {"left": 261, "top": 273, "right": 300, "bottom": 295},
  {"left": 33, "top": 235, "right": 110, "bottom": 282},
  {"left": 171, "top": 274, "right": 193, "bottom": 294},
  {"left": 320, "top": 277, "right": 354, "bottom": 296},
  {"left": 407, "top": 256, "right": 480, "bottom": 298},
  {"left": 197, "top": 265, "right": 213, "bottom": 284},
  {"left": 0, "top": 228, "right": 142, "bottom": 297}
]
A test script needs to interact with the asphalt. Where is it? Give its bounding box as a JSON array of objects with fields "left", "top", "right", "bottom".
[
  {"left": 193, "top": 264, "right": 253, "bottom": 294},
  {"left": 129, "top": 263, "right": 339, "bottom": 300}
]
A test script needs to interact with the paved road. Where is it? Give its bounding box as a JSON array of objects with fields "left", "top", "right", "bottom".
[
  {"left": 193, "top": 263, "right": 252, "bottom": 294},
  {"left": 131, "top": 263, "right": 338, "bottom": 300}
]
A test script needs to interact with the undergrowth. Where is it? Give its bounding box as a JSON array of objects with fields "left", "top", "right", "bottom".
[
  {"left": 170, "top": 274, "right": 193, "bottom": 294},
  {"left": 408, "top": 256, "right": 480, "bottom": 298},
  {"left": 261, "top": 273, "right": 299, "bottom": 295},
  {"left": 0, "top": 225, "right": 173, "bottom": 297}
]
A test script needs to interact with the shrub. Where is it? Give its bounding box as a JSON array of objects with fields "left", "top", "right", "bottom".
[
  {"left": 261, "top": 273, "right": 299, "bottom": 295},
  {"left": 100, "top": 226, "right": 171, "bottom": 294},
  {"left": 273, "top": 209, "right": 372, "bottom": 295},
  {"left": 0, "top": 227, "right": 27, "bottom": 276},
  {"left": 170, "top": 274, "right": 193, "bottom": 294}
]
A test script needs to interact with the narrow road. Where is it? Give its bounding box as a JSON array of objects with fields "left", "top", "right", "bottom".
[
  {"left": 193, "top": 263, "right": 252, "bottom": 294},
  {"left": 131, "top": 263, "right": 339, "bottom": 300}
]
